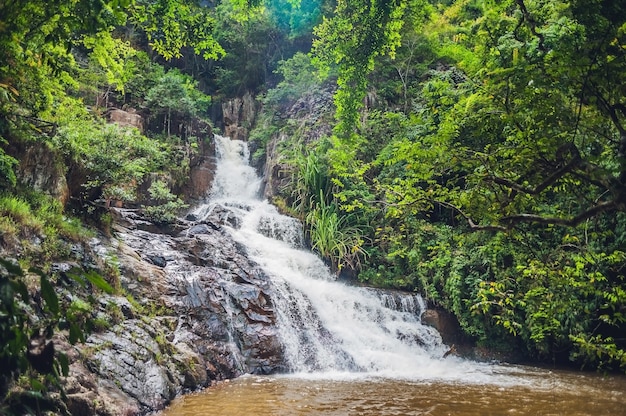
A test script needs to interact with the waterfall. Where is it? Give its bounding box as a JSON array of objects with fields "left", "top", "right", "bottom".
[{"left": 192, "top": 136, "right": 486, "bottom": 381}]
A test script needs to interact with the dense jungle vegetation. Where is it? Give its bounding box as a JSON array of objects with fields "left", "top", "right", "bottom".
[
  {"left": 258, "top": 0, "right": 626, "bottom": 372},
  {"left": 0, "top": 0, "right": 625, "bottom": 412}
]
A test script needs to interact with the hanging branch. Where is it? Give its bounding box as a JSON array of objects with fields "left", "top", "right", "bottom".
[
  {"left": 501, "top": 200, "right": 619, "bottom": 227},
  {"left": 432, "top": 200, "right": 508, "bottom": 232},
  {"left": 515, "top": 0, "right": 546, "bottom": 52},
  {"left": 486, "top": 144, "right": 582, "bottom": 195},
  {"left": 433, "top": 197, "right": 622, "bottom": 232}
]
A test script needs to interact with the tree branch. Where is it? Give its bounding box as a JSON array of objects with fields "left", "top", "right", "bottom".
[
  {"left": 433, "top": 200, "right": 508, "bottom": 232},
  {"left": 501, "top": 200, "right": 619, "bottom": 227},
  {"left": 487, "top": 144, "right": 582, "bottom": 195},
  {"left": 435, "top": 198, "right": 622, "bottom": 231},
  {"left": 515, "top": 0, "right": 546, "bottom": 52}
]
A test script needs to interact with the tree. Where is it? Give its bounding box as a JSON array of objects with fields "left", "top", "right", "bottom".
[
  {"left": 438, "top": 0, "right": 626, "bottom": 230},
  {"left": 130, "top": 0, "right": 225, "bottom": 60},
  {"left": 144, "top": 69, "right": 211, "bottom": 136},
  {"left": 298, "top": 0, "right": 626, "bottom": 369},
  {"left": 312, "top": 0, "right": 418, "bottom": 137}
]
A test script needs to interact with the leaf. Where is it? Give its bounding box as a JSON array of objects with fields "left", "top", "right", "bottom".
[
  {"left": 83, "top": 270, "right": 114, "bottom": 294},
  {"left": 57, "top": 352, "right": 70, "bottom": 377},
  {"left": 68, "top": 322, "right": 85, "bottom": 344},
  {"left": 40, "top": 275, "right": 59, "bottom": 317},
  {"left": 67, "top": 269, "right": 114, "bottom": 294},
  {"left": 30, "top": 378, "right": 46, "bottom": 392},
  {"left": 0, "top": 259, "right": 24, "bottom": 276}
]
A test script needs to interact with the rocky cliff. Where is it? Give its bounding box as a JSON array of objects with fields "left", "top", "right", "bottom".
[
  {"left": 57, "top": 207, "right": 286, "bottom": 415},
  {"left": 221, "top": 92, "right": 260, "bottom": 142}
]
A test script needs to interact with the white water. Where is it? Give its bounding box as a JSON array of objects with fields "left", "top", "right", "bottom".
[{"left": 192, "top": 136, "right": 525, "bottom": 385}]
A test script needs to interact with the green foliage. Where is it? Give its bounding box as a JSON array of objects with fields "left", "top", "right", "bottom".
[
  {"left": 248, "top": 111, "right": 279, "bottom": 164},
  {"left": 130, "top": 0, "right": 225, "bottom": 60},
  {"left": 81, "top": 31, "right": 138, "bottom": 94},
  {"left": 145, "top": 69, "right": 212, "bottom": 136},
  {"left": 0, "top": 0, "right": 128, "bottom": 116},
  {"left": 262, "top": 53, "right": 322, "bottom": 107},
  {"left": 0, "top": 259, "right": 113, "bottom": 415},
  {"left": 288, "top": 142, "right": 333, "bottom": 213},
  {"left": 312, "top": 0, "right": 428, "bottom": 135},
  {"left": 0, "top": 191, "right": 94, "bottom": 266},
  {"left": 266, "top": 0, "right": 323, "bottom": 37},
  {"left": 54, "top": 119, "right": 165, "bottom": 201},
  {"left": 305, "top": 190, "right": 367, "bottom": 274},
  {"left": 293, "top": 0, "right": 626, "bottom": 371},
  {"left": 142, "top": 179, "right": 188, "bottom": 223},
  {"left": 278, "top": 138, "right": 368, "bottom": 274},
  {"left": 571, "top": 334, "right": 626, "bottom": 372},
  {"left": 0, "top": 195, "right": 43, "bottom": 231},
  {"left": 0, "top": 145, "right": 18, "bottom": 188},
  {"left": 211, "top": 1, "right": 284, "bottom": 96}
]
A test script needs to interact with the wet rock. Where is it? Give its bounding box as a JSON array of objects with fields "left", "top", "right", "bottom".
[
  {"left": 421, "top": 307, "right": 466, "bottom": 346},
  {"left": 50, "top": 262, "right": 74, "bottom": 274},
  {"left": 147, "top": 254, "right": 167, "bottom": 267},
  {"left": 185, "top": 223, "right": 215, "bottom": 236},
  {"left": 208, "top": 204, "right": 242, "bottom": 228},
  {"left": 99, "top": 295, "right": 136, "bottom": 319},
  {"left": 55, "top": 335, "right": 141, "bottom": 416},
  {"left": 172, "top": 343, "right": 208, "bottom": 389},
  {"left": 70, "top": 208, "right": 286, "bottom": 414},
  {"left": 185, "top": 135, "right": 217, "bottom": 200},
  {"left": 86, "top": 321, "right": 177, "bottom": 411}
]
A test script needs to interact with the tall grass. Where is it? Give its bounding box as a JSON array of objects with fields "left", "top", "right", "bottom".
[
  {"left": 290, "top": 145, "right": 333, "bottom": 215},
  {"left": 0, "top": 195, "right": 43, "bottom": 231},
  {"left": 306, "top": 190, "right": 367, "bottom": 274},
  {"left": 0, "top": 192, "right": 93, "bottom": 261}
]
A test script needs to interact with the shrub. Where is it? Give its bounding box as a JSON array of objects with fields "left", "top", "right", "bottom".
[{"left": 142, "top": 180, "right": 188, "bottom": 224}]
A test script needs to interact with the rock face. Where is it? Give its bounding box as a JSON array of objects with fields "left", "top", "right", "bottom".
[
  {"left": 260, "top": 88, "right": 334, "bottom": 201},
  {"left": 262, "top": 132, "right": 291, "bottom": 201},
  {"left": 221, "top": 92, "right": 259, "bottom": 141},
  {"left": 15, "top": 142, "right": 70, "bottom": 205},
  {"left": 107, "top": 108, "right": 144, "bottom": 132},
  {"left": 68, "top": 207, "right": 285, "bottom": 414},
  {"left": 184, "top": 135, "right": 217, "bottom": 201}
]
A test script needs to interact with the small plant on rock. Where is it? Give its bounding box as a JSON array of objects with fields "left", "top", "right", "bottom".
[{"left": 142, "top": 179, "right": 188, "bottom": 224}]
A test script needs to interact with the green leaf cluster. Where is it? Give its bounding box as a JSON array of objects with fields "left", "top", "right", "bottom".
[
  {"left": 1, "top": 259, "right": 113, "bottom": 415},
  {"left": 130, "top": 0, "right": 225, "bottom": 60},
  {"left": 142, "top": 179, "right": 189, "bottom": 223}
]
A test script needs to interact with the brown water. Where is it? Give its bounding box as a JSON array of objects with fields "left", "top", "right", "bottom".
[{"left": 159, "top": 366, "right": 626, "bottom": 416}]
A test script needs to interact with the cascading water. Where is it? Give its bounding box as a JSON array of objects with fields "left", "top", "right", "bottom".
[
  {"left": 159, "top": 135, "right": 626, "bottom": 416},
  {"left": 192, "top": 136, "right": 500, "bottom": 382}
]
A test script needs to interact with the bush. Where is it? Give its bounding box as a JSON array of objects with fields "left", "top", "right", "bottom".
[
  {"left": 142, "top": 179, "right": 188, "bottom": 224},
  {"left": 262, "top": 52, "right": 322, "bottom": 108}
]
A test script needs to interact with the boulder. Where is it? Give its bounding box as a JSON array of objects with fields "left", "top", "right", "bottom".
[
  {"left": 421, "top": 307, "right": 468, "bottom": 346},
  {"left": 107, "top": 108, "right": 144, "bottom": 132},
  {"left": 16, "top": 143, "right": 69, "bottom": 205}
]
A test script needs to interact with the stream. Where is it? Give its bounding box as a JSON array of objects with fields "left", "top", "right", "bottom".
[
  {"left": 161, "top": 370, "right": 625, "bottom": 415},
  {"left": 159, "top": 135, "right": 625, "bottom": 415}
]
